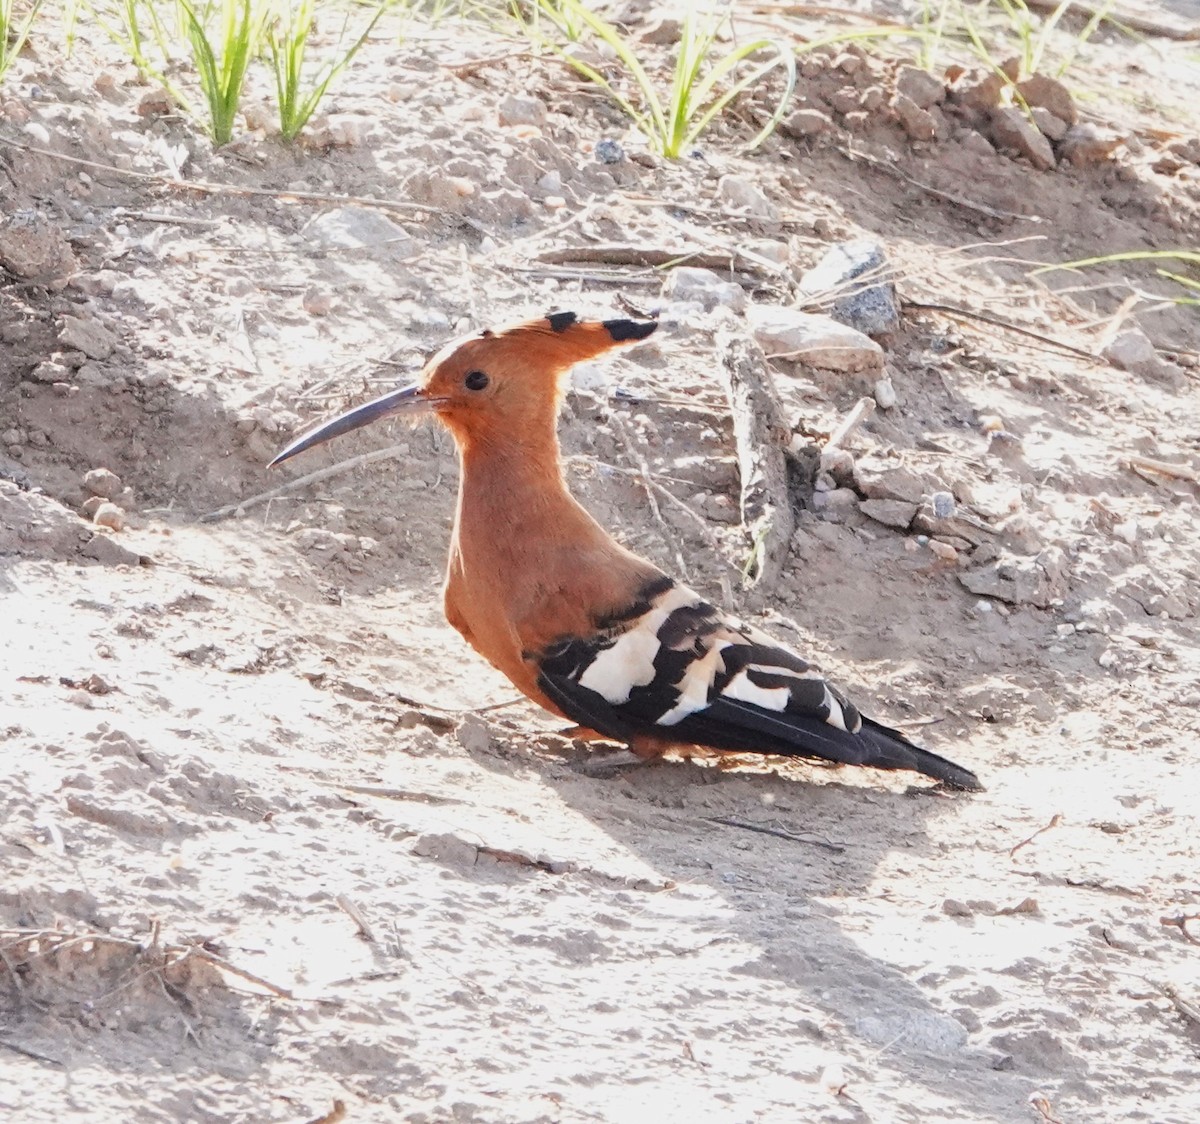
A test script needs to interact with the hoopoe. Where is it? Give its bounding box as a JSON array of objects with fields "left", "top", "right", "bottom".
[{"left": 272, "top": 313, "right": 981, "bottom": 791}]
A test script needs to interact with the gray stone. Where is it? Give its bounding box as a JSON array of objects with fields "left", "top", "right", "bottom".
[
  {"left": 989, "top": 108, "right": 1055, "bottom": 170},
  {"left": 497, "top": 94, "right": 547, "bottom": 128},
  {"left": 781, "top": 108, "right": 834, "bottom": 138},
  {"left": 1016, "top": 74, "right": 1077, "bottom": 125},
  {"left": 854, "top": 1011, "right": 967, "bottom": 1055},
  {"left": 893, "top": 93, "right": 937, "bottom": 141},
  {"left": 59, "top": 316, "right": 117, "bottom": 360},
  {"left": 1060, "top": 123, "right": 1123, "bottom": 166},
  {"left": 896, "top": 65, "right": 946, "bottom": 109},
  {"left": 303, "top": 206, "right": 415, "bottom": 252},
  {"left": 662, "top": 267, "right": 746, "bottom": 312},
  {"left": 413, "top": 832, "right": 479, "bottom": 868},
  {"left": 83, "top": 467, "right": 122, "bottom": 498},
  {"left": 797, "top": 239, "right": 901, "bottom": 336},
  {"left": 746, "top": 306, "right": 883, "bottom": 372},
  {"left": 855, "top": 461, "right": 927, "bottom": 504},
  {"left": 717, "top": 175, "right": 777, "bottom": 220},
  {"left": 958, "top": 548, "right": 1067, "bottom": 608},
  {"left": 1103, "top": 328, "right": 1158, "bottom": 374},
  {"left": 860, "top": 498, "right": 918, "bottom": 529},
  {"left": 1030, "top": 107, "right": 1068, "bottom": 142},
  {"left": 81, "top": 533, "right": 144, "bottom": 567},
  {"left": 0, "top": 211, "right": 77, "bottom": 283}
]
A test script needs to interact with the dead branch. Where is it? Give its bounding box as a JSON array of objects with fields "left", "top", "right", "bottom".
[
  {"left": 533, "top": 243, "right": 763, "bottom": 277},
  {"left": 718, "top": 331, "right": 795, "bottom": 589},
  {"left": 708, "top": 816, "right": 845, "bottom": 853},
  {"left": 199, "top": 444, "right": 413, "bottom": 523},
  {"left": 1124, "top": 455, "right": 1199, "bottom": 484},
  {"left": 1009, "top": 813, "right": 1064, "bottom": 859},
  {"left": 335, "top": 896, "right": 377, "bottom": 944},
  {"left": 824, "top": 396, "right": 877, "bottom": 452},
  {"left": 904, "top": 298, "right": 1099, "bottom": 360},
  {"left": 1160, "top": 913, "right": 1200, "bottom": 945}
]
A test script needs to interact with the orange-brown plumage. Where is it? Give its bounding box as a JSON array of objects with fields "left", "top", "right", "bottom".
[{"left": 271, "top": 312, "right": 981, "bottom": 790}]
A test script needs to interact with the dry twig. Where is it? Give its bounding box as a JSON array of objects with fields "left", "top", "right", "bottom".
[
  {"left": 824, "top": 396, "right": 876, "bottom": 452},
  {"left": 1124, "top": 455, "right": 1199, "bottom": 484},
  {"left": 1159, "top": 913, "right": 1200, "bottom": 945},
  {"left": 1009, "top": 813, "right": 1064, "bottom": 859},
  {"left": 708, "top": 816, "right": 845, "bottom": 853},
  {"left": 335, "top": 896, "right": 377, "bottom": 944}
]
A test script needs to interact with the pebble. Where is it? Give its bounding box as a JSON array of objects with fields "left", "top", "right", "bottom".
[
  {"left": 497, "top": 94, "right": 547, "bottom": 128},
  {"left": 859, "top": 498, "right": 918, "bottom": 530},
  {"left": 1016, "top": 74, "right": 1077, "bottom": 125},
  {"left": 1030, "top": 107, "right": 1068, "bottom": 142},
  {"left": 874, "top": 377, "right": 896, "bottom": 409},
  {"left": 929, "top": 539, "right": 958, "bottom": 562},
  {"left": 989, "top": 107, "right": 1056, "bottom": 170},
  {"left": 780, "top": 108, "right": 833, "bottom": 138},
  {"left": 1102, "top": 327, "right": 1157, "bottom": 374},
  {"left": 302, "top": 206, "right": 415, "bottom": 255},
  {"left": 23, "top": 122, "right": 51, "bottom": 146},
  {"left": 896, "top": 65, "right": 946, "bottom": 109},
  {"left": 893, "top": 94, "right": 937, "bottom": 141},
  {"left": 92, "top": 502, "right": 127, "bottom": 531},
  {"left": 662, "top": 266, "right": 746, "bottom": 312},
  {"left": 593, "top": 138, "right": 625, "bottom": 164},
  {"left": 83, "top": 467, "right": 122, "bottom": 498},
  {"left": 717, "top": 174, "right": 777, "bottom": 220},
  {"left": 796, "top": 239, "right": 900, "bottom": 336},
  {"left": 1059, "top": 123, "right": 1123, "bottom": 166},
  {"left": 746, "top": 306, "right": 883, "bottom": 372},
  {"left": 302, "top": 288, "right": 334, "bottom": 316},
  {"left": 930, "top": 490, "right": 956, "bottom": 518},
  {"left": 0, "top": 211, "right": 78, "bottom": 283}
]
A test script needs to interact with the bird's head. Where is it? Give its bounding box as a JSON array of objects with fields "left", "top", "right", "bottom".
[{"left": 270, "top": 312, "right": 657, "bottom": 466}]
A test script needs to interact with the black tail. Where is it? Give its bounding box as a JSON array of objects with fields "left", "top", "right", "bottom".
[{"left": 857, "top": 717, "right": 983, "bottom": 791}]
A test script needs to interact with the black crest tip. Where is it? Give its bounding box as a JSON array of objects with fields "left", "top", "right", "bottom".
[
  {"left": 603, "top": 318, "right": 658, "bottom": 342},
  {"left": 545, "top": 311, "right": 578, "bottom": 333}
]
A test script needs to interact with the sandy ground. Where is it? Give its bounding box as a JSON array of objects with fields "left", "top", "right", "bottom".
[{"left": 2, "top": 4, "right": 1200, "bottom": 1122}]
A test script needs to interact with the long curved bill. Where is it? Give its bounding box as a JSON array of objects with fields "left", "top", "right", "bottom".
[{"left": 269, "top": 383, "right": 431, "bottom": 468}]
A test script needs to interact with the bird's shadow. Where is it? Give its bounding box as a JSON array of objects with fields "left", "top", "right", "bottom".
[{"left": 464, "top": 731, "right": 1041, "bottom": 1119}]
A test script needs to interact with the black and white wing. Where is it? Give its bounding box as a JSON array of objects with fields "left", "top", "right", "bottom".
[{"left": 536, "top": 576, "right": 981, "bottom": 791}]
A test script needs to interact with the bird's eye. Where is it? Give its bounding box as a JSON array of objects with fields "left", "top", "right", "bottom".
[{"left": 464, "top": 370, "right": 489, "bottom": 391}]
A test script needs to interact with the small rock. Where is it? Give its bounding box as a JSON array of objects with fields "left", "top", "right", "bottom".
[
  {"left": 780, "top": 108, "right": 834, "bottom": 138},
  {"left": 455, "top": 715, "right": 492, "bottom": 755},
  {"left": 638, "top": 15, "right": 683, "bottom": 45},
  {"left": 81, "top": 533, "right": 143, "bottom": 567},
  {"left": 896, "top": 65, "right": 945, "bottom": 109},
  {"left": 830, "top": 86, "right": 860, "bottom": 115},
  {"left": 136, "top": 89, "right": 174, "bottom": 117},
  {"left": 796, "top": 239, "right": 900, "bottom": 336},
  {"left": 952, "top": 70, "right": 1006, "bottom": 112},
  {"left": 1016, "top": 74, "right": 1077, "bottom": 125},
  {"left": 0, "top": 211, "right": 77, "bottom": 283},
  {"left": 412, "top": 832, "right": 478, "bottom": 868},
  {"left": 1059, "top": 123, "right": 1122, "bottom": 166},
  {"left": 661, "top": 267, "right": 743, "bottom": 312},
  {"left": 593, "top": 138, "right": 625, "bottom": 164},
  {"left": 1103, "top": 328, "right": 1158, "bottom": 374},
  {"left": 31, "top": 358, "right": 73, "bottom": 384},
  {"left": 958, "top": 549, "right": 1066, "bottom": 608},
  {"left": 929, "top": 539, "right": 959, "bottom": 563},
  {"left": 747, "top": 306, "right": 883, "bottom": 372},
  {"left": 302, "top": 207, "right": 415, "bottom": 254},
  {"left": 989, "top": 107, "right": 1055, "bottom": 170},
  {"left": 860, "top": 498, "right": 918, "bottom": 530},
  {"left": 811, "top": 486, "right": 859, "bottom": 514},
  {"left": 302, "top": 288, "right": 334, "bottom": 316},
  {"left": 81, "top": 495, "right": 105, "bottom": 518},
  {"left": 943, "top": 898, "right": 973, "bottom": 917},
  {"left": 874, "top": 377, "right": 896, "bottom": 409},
  {"left": 893, "top": 93, "right": 937, "bottom": 141},
  {"left": 92, "top": 502, "right": 126, "bottom": 531},
  {"left": 959, "top": 129, "right": 996, "bottom": 157},
  {"left": 497, "top": 94, "right": 547, "bottom": 128},
  {"left": 717, "top": 175, "right": 777, "bottom": 220},
  {"left": 855, "top": 461, "right": 927, "bottom": 504},
  {"left": 930, "top": 491, "right": 956, "bottom": 518},
  {"left": 83, "top": 467, "right": 122, "bottom": 498},
  {"left": 1030, "top": 107, "right": 1068, "bottom": 142}
]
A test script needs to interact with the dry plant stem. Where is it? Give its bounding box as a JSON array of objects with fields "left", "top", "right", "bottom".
[
  {"left": 836, "top": 145, "right": 1034, "bottom": 221},
  {"left": 1010, "top": 812, "right": 1064, "bottom": 859},
  {"left": 335, "top": 895, "right": 376, "bottom": 944},
  {"left": 333, "top": 782, "right": 463, "bottom": 806},
  {"left": 708, "top": 816, "right": 845, "bottom": 853},
  {"left": 1124, "top": 455, "right": 1199, "bottom": 483},
  {"left": 199, "top": 444, "right": 413, "bottom": 523},
  {"left": 1159, "top": 983, "right": 1200, "bottom": 1027},
  {"left": 718, "top": 331, "right": 795, "bottom": 589},
  {"left": 533, "top": 243, "right": 763, "bottom": 276},
  {"left": 825, "top": 396, "right": 876, "bottom": 451},
  {"left": 1159, "top": 914, "right": 1200, "bottom": 944},
  {"left": 904, "top": 298, "right": 1099, "bottom": 361},
  {"left": 0, "top": 137, "right": 481, "bottom": 232}
]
